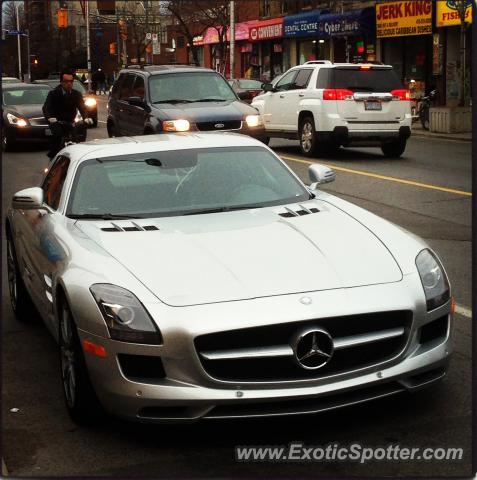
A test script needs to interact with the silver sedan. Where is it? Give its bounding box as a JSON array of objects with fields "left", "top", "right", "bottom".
[{"left": 6, "top": 133, "right": 453, "bottom": 424}]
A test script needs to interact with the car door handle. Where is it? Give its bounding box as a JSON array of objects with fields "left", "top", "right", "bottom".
[
  {"left": 299, "top": 93, "right": 305, "bottom": 97},
  {"left": 279, "top": 94, "right": 285, "bottom": 98}
]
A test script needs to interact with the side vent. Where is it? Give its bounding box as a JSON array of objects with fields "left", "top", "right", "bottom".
[{"left": 279, "top": 205, "right": 320, "bottom": 218}]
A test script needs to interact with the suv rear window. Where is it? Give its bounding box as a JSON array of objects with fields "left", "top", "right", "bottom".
[{"left": 330, "top": 68, "right": 403, "bottom": 93}]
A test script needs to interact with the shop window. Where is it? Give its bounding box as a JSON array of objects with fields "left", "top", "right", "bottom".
[
  {"left": 280, "top": 0, "right": 289, "bottom": 14},
  {"left": 301, "top": 0, "right": 312, "bottom": 10},
  {"left": 260, "top": 0, "right": 271, "bottom": 17}
]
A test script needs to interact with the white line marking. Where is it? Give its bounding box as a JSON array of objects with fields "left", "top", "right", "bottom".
[{"left": 455, "top": 305, "right": 472, "bottom": 318}]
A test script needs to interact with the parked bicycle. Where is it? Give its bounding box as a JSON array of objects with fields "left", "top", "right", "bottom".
[{"left": 417, "top": 90, "right": 437, "bottom": 130}]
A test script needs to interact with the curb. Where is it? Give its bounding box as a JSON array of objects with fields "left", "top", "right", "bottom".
[
  {"left": 412, "top": 132, "right": 471, "bottom": 143},
  {"left": 2, "top": 458, "right": 8, "bottom": 477}
]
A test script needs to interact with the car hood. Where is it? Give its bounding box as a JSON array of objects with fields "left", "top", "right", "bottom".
[
  {"left": 77, "top": 201, "right": 403, "bottom": 307},
  {"left": 151, "top": 100, "right": 255, "bottom": 123},
  {"left": 5, "top": 104, "right": 45, "bottom": 119}
]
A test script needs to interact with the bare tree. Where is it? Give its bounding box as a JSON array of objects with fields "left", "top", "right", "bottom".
[{"left": 2, "top": 1, "right": 25, "bottom": 31}]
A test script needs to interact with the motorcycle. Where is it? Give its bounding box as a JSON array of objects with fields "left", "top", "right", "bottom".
[{"left": 418, "top": 90, "right": 436, "bottom": 131}]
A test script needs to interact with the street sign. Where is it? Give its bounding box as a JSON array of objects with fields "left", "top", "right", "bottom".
[
  {"left": 7, "top": 30, "right": 23, "bottom": 35},
  {"left": 153, "top": 42, "right": 160, "bottom": 55},
  {"left": 152, "top": 33, "right": 158, "bottom": 42},
  {"left": 146, "top": 32, "right": 152, "bottom": 40}
]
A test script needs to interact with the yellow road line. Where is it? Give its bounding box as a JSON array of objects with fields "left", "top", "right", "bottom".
[{"left": 280, "top": 155, "right": 472, "bottom": 198}]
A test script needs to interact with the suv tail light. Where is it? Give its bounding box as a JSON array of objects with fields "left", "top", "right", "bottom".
[
  {"left": 391, "top": 89, "right": 411, "bottom": 101},
  {"left": 323, "top": 89, "right": 354, "bottom": 101}
]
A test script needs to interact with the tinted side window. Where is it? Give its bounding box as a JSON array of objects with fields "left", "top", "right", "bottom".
[
  {"left": 275, "top": 70, "right": 297, "bottom": 92},
  {"left": 132, "top": 76, "right": 145, "bottom": 100},
  {"left": 42, "top": 156, "right": 70, "bottom": 210},
  {"left": 316, "top": 69, "right": 331, "bottom": 89},
  {"left": 119, "top": 74, "right": 135, "bottom": 100},
  {"left": 111, "top": 74, "right": 125, "bottom": 100},
  {"left": 292, "top": 69, "right": 313, "bottom": 89}
]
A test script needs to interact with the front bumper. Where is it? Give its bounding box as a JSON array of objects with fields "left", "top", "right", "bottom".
[
  {"left": 77, "top": 275, "right": 452, "bottom": 422},
  {"left": 5, "top": 123, "right": 52, "bottom": 142}
]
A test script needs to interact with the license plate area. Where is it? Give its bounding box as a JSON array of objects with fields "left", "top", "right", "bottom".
[
  {"left": 365, "top": 101, "right": 382, "bottom": 111},
  {"left": 45, "top": 129, "right": 52, "bottom": 136}
]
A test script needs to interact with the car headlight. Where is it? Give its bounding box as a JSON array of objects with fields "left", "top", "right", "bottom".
[
  {"left": 163, "top": 119, "right": 190, "bottom": 132},
  {"left": 84, "top": 97, "right": 97, "bottom": 107},
  {"left": 7, "top": 112, "right": 28, "bottom": 127},
  {"left": 245, "top": 114, "right": 262, "bottom": 127},
  {"left": 90, "top": 284, "right": 162, "bottom": 344},
  {"left": 416, "top": 249, "right": 450, "bottom": 311}
]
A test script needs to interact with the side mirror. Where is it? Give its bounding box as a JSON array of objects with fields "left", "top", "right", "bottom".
[
  {"left": 262, "top": 83, "right": 274, "bottom": 92},
  {"left": 237, "top": 91, "right": 250, "bottom": 100},
  {"left": 308, "top": 164, "right": 336, "bottom": 189},
  {"left": 12, "top": 187, "right": 44, "bottom": 210},
  {"left": 128, "top": 96, "right": 148, "bottom": 109}
]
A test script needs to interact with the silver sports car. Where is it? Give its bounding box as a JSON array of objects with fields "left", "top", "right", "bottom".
[{"left": 6, "top": 133, "right": 452, "bottom": 424}]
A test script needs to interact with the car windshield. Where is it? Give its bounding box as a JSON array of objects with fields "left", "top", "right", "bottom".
[
  {"left": 149, "top": 72, "right": 237, "bottom": 103},
  {"left": 67, "top": 146, "right": 310, "bottom": 218},
  {"left": 238, "top": 79, "right": 262, "bottom": 89},
  {"left": 3, "top": 88, "right": 50, "bottom": 105},
  {"left": 332, "top": 68, "right": 403, "bottom": 92},
  {"left": 41, "top": 80, "right": 86, "bottom": 94}
]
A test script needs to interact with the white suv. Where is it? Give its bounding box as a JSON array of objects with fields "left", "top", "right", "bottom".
[{"left": 252, "top": 61, "right": 412, "bottom": 158}]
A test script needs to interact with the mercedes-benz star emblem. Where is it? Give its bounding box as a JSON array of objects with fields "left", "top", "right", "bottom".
[
  {"left": 292, "top": 328, "right": 334, "bottom": 370},
  {"left": 300, "top": 296, "right": 312, "bottom": 305},
  {"left": 214, "top": 123, "right": 225, "bottom": 129}
]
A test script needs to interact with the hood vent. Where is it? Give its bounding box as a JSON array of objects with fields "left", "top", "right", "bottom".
[
  {"left": 279, "top": 205, "right": 319, "bottom": 218},
  {"left": 101, "top": 222, "right": 159, "bottom": 232}
]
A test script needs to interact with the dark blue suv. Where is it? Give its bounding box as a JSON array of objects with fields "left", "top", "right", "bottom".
[{"left": 107, "top": 65, "right": 266, "bottom": 140}]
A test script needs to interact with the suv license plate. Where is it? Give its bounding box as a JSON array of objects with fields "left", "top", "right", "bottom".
[{"left": 365, "top": 101, "right": 382, "bottom": 111}]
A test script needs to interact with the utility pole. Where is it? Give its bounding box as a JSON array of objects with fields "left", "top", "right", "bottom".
[
  {"left": 457, "top": 0, "right": 467, "bottom": 106},
  {"left": 230, "top": 1, "right": 235, "bottom": 80},
  {"left": 145, "top": 0, "right": 150, "bottom": 63},
  {"left": 86, "top": 0, "right": 92, "bottom": 92},
  {"left": 25, "top": 29, "right": 31, "bottom": 82},
  {"left": 16, "top": 2, "right": 22, "bottom": 80}
]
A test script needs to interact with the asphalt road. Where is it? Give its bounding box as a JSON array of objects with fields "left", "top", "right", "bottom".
[{"left": 1, "top": 101, "right": 472, "bottom": 477}]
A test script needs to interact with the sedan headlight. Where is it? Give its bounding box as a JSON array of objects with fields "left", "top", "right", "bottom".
[
  {"left": 90, "top": 284, "right": 162, "bottom": 344},
  {"left": 163, "top": 119, "right": 190, "bottom": 132},
  {"left": 84, "top": 97, "right": 97, "bottom": 107},
  {"left": 7, "top": 112, "right": 28, "bottom": 127},
  {"left": 416, "top": 249, "right": 450, "bottom": 311},
  {"left": 245, "top": 114, "right": 262, "bottom": 128}
]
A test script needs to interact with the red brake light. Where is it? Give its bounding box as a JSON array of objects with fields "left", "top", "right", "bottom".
[
  {"left": 323, "top": 89, "right": 354, "bottom": 101},
  {"left": 360, "top": 65, "right": 371, "bottom": 70},
  {"left": 391, "top": 89, "right": 411, "bottom": 101}
]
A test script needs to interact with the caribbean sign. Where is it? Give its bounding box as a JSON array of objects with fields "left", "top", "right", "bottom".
[
  {"left": 376, "top": 0, "right": 432, "bottom": 38},
  {"left": 436, "top": 0, "right": 472, "bottom": 26}
]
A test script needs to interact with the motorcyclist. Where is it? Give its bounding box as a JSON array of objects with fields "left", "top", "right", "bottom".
[{"left": 42, "top": 70, "right": 93, "bottom": 159}]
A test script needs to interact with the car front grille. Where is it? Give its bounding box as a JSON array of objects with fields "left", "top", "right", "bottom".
[
  {"left": 29, "top": 117, "right": 48, "bottom": 126},
  {"left": 196, "top": 120, "right": 242, "bottom": 131},
  {"left": 195, "top": 311, "right": 412, "bottom": 383}
]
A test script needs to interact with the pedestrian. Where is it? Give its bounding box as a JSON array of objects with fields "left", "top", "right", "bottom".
[
  {"left": 93, "top": 68, "right": 107, "bottom": 95},
  {"left": 42, "top": 70, "right": 93, "bottom": 159}
]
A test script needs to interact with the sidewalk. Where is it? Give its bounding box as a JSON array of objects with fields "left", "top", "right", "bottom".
[{"left": 412, "top": 123, "right": 472, "bottom": 142}]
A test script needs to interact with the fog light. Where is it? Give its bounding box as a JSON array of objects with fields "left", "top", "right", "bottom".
[
  {"left": 163, "top": 119, "right": 190, "bottom": 132},
  {"left": 17, "top": 119, "right": 28, "bottom": 127},
  {"left": 245, "top": 115, "right": 262, "bottom": 127}
]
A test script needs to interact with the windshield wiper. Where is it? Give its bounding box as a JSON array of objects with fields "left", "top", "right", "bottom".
[
  {"left": 192, "top": 98, "right": 228, "bottom": 102},
  {"left": 68, "top": 213, "right": 143, "bottom": 220},
  {"left": 152, "top": 99, "right": 194, "bottom": 104},
  {"left": 183, "top": 204, "right": 266, "bottom": 216}
]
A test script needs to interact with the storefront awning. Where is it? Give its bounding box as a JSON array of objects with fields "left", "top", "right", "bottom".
[
  {"left": 284, "top": 7, "right": 375, "bottom": 38},
  {"left": 317, "top": 7, "right": 375, "bottom": 37},
  {"left": 284, "top": 10, "right": 321, "bottom": 38}
]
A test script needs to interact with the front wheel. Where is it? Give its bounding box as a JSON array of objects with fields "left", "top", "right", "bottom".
[
  {"left": 59, "top": 300, "right": 103, "bottom": 424},
  {"left": 299, "top": 116, "right": 318, "bottom": 157},
  {"left": 420, "top": 107, "right": 430, "bottom": 130},
  {"left": 381, "top": 138, "right": 407, "bottom": 158}
]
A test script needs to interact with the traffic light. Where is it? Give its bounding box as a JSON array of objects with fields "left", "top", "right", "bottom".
[
  {"left": 58, "top": 9, "right": 68, "bottom": 28},
  {"left": 356, "top": 40, "right": 365, "bottom": 55},
  {"left": 109, "top": 42, "right": 117, "bottom": 55}
]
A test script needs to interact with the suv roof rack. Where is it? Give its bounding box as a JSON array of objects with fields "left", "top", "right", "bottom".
[{"left": 303, "top": 60, "right": 333, "bottom": 65}]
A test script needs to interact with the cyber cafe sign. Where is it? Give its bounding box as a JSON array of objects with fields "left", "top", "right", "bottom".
[{"left": 319, "top": 18, "right": 360, "bottom": 37}]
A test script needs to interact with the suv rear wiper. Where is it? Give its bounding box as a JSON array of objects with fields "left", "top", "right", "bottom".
[
  {"left": 153, "top": 99, "right": 194, "bottom": 104},
  {"left": 68, "top": 213, "right": 143, "bottom": 220},
  {"left": 183, "top": 204, "right": 266, "bottom": 216}
]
